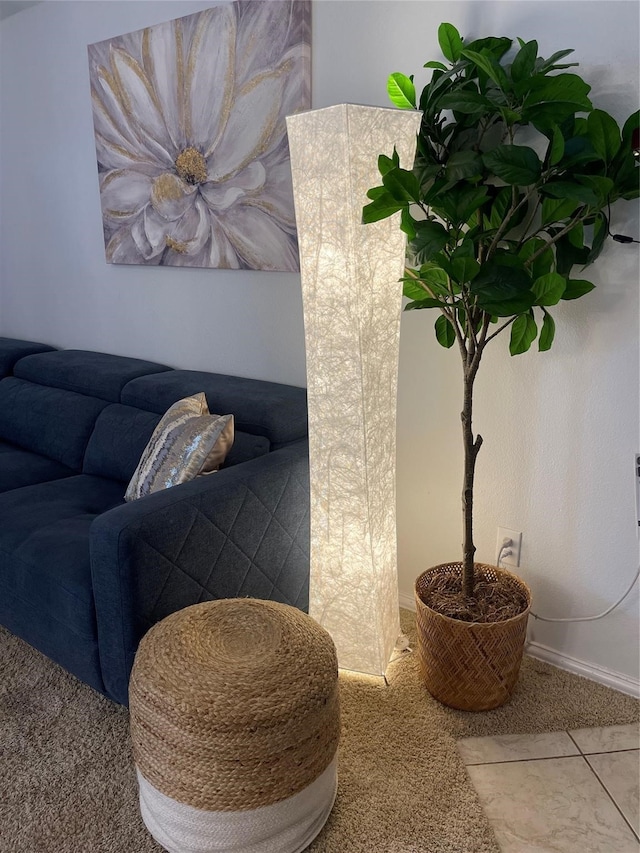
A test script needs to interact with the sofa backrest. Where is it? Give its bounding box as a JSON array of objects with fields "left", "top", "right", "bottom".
[
  {"left": 121, "top": 370, "right": 308, "bottom": 450},
  {"left": 0, "top": 377, "right": 109, "bottom": 471},
  {"left": 14, "top": 349, "right": 171, "bottom": 402},
  {"left": 0, "top": 338, "right": 56, "bottom": 379},
  {"left": 0, "top": 346, "right": 308, "bottom": 484},
  {"left": 0, "top": 349, "right": 172, "bottom": 474}
]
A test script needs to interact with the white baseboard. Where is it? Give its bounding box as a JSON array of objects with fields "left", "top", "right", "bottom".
[
  {"left": 398, "top": 590, "right": 640, "bottom": 698},
  {"left": 399, "top": 591, "right": 415, "bottom": 612},
  {"left": 525, "top": 641, "right": 640, "bottom": 698}
]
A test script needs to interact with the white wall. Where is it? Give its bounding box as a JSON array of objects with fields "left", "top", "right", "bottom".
[
  {"left": 0, "top": 0, "right": 307, "bottom": 384},
  {"left": 1, "top": 1, "right": 638, "bottom": 682}
]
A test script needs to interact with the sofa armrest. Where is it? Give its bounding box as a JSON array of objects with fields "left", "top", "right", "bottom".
[{"left": 90, "top": 441, "right": 310, "bottom": 705}]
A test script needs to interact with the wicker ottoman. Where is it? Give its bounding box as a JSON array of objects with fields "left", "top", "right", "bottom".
[{"left": 129, "top": 599, "right": 340, "bottom": 853}]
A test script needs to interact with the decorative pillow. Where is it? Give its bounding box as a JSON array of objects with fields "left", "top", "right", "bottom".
[{"left": 125, "top": 393, "right": 234, "bottom": 501}]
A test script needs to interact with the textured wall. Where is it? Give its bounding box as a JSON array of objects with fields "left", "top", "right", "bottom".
[{"left": 1, "top": 1, "right": 638, "bottom": 679}]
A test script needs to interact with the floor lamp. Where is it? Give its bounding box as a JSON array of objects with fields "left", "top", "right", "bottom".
[{"left": 286, "top": 104, "right": 421, "bottom": 676}]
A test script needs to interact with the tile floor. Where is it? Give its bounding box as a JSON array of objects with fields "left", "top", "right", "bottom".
[{"left": 458, "top": 723, "right": 640, "bottom": 853}]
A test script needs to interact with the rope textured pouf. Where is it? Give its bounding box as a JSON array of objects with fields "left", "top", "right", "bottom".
[{"left": 129, "top": 599, "right": 340, "bottom": 853}]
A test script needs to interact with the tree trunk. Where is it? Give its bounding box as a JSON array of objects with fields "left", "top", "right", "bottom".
[{"left": 461, "top": 363, "right": 482, "bottom": 598}]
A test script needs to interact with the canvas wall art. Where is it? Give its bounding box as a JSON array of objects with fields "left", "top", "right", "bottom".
[{"left": 88, "top": 1, "right": 311, "bottom": 271}]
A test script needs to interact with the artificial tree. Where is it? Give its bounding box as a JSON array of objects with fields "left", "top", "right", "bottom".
[{"left": 364, "top": 22, "right": 639, "bottom": 609}]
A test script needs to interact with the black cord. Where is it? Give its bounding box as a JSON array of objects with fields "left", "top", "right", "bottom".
[
  {"left": 612, "top": 233, "right": 640, "bottom": 244},
  {"left": 607, "top": 199, "right": 640, "bottom": 244}
]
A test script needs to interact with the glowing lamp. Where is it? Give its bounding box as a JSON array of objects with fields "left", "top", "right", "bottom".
[{"left": 286, "top": 104, "right": 421, "bottom": 675}]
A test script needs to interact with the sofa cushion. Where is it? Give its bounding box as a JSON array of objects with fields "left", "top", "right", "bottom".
[
  {"left": 224, "top": 431, "right": 270, "bottom": 467},
  {"left": 0, "top": 475, "right": 126, "bottom": 640},
  {"left": 83, "top": 404, "right": 162, "bottom": 483},
  {"left": 0, "top": 378, "right": 108, "bottom": 470},
  {"left": 122, "top": 370, "right": 307, "bottom": 448},
  {"left": 14, "top": 349, "right": 171, "bottom": 403},
  {"left": 0, "top": 440, "right": 76, "bottom": 492},
  {"left": 0, "top": 338, "right": 56, "bottom": 379}
]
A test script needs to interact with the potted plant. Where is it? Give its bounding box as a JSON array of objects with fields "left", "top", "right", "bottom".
[{"left": 363, "top": 23, "right": 639, "bottom": 710}]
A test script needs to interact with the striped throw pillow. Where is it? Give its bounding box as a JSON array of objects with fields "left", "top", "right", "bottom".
[{"left": 125, "top": 393, "right": 234, "bottom": 501}]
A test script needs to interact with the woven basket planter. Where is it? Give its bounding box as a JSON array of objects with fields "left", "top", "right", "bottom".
[
  {"left": 129, "top": 599, "right": 340, "bottom": 853},
  {"left": 415, "top": 563, "right": 531, "bottom": 712}
]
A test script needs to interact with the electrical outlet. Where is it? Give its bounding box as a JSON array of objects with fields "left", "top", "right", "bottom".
[{"left": 496, "top": 527, "right": 522, "bottom": 567}]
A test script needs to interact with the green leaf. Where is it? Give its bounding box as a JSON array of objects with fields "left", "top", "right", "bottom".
[
  {"left": 387, "top": 73, "right": 417, "bottom": 110},
  {"left": 487, "top": 186, "right": 512, "bottom": 230},
  {"left": 400, "top": 208, "right": 417, "bottom": 240},
  {"left": 523, "top": 73, "right": 592, "bottom": 113},
  {"left": 511, "top": 39, "right": 538, "bottom": 83},
  {"left": 416, "top": 262, "right": 450, "bottom": 293},
  {"left": 415, "top": 162, "right": 442, "bottom": 191},
  {"left": 562, "top": 278, "right": 596, "bottom": 300},
  {"left": 451, "top": 256, "right": 480, "bottom": 284},
  {"left": 622, "top": 110, "right": 640, "bottom": 142},
  {"left": 438, "top": 90, "right": 492, "bottom": 115},
  {"left": 586, "top": 212, "right": 608, "bottom": 264},
  {"left": 541, "top": 196, "right": 579, "bottom": 226},
  {"left": 609, "top": 136, "right": 640, "bottom": 199},
  {"left": 403, "top": 280, "right": 428, "bottom": 301},
  {"left": 486, "top": 187, "right": 527, "bottom": 233},
  {"left": 366, "top": 186, "right": 386, "bottom": 201},
  {"left": 539, "top": 310, "right": 556, "bottom": 351},
  {"left": 587, "top": 109, "right": 621, "bottom": 164},
  {"left": 532, "top": 272, "right": 566, "bottom": 306},
  {"left": 458, "top": 186, "right": 490, "bottom": 223},
  {"left": 437, "top": 185, "right": 490, "bottom": 226},
  {"left": 438, "top": 22, "right": 463, "bottom": 62},
  {"left": 382, "top": 167, "right": 421, "bottom": 203},
  {"left": 499, "top": 107, "right": 522, "bottom": 126},
  {"left": 471, "top": 261, "right": 535, "bottom": 316},
  {"left": 522, "top": 75, "right": 592, "bottom": 126},
  {"left": 555, "top": 236, "right": 589, "bottom": 275},
  {"left": 378, "top": 151, "right": 399, "bottom": 176},
  {"left": 420, "top": 65, "right": 461, "bottom": 114},
  {"left": 541, "top": 181, "right": 598, "bottom": 205},
  {"left": 445, "top": 151, "right": 484, "bottom": 182},
  {"left": 403, "top": 272, "right": 449, "bottom": 306},
  {"left": 510, "top": 313, "right": 538, "bottom": 355},
  {"left": 410, "top": 220, "right": 450, "bottom": 263},
  {"left": 548, "top": 124, "right": 565, "bottom": 166},
  {"left": 536, "top": 48, "right": 576, "bottom": 74},
  {"left": 362, "top": 194, "right": 404, "bottom": 224},
  {"left": 567, "top": 222, "right": 584, "bottom": 249},
  {"left": 519, "top": 238, "right": 554, "bottom": 280},
  {"left": 405, "top": 299, "right": 445, "bottom": 310},
  {"left": 461, "top": 48, "right": 510, "bottom": 90},
  {"left": 560, "top": 135, "right": 599, "bottom": 168},
  {"left": 452, "top": 239, "right": 475, "bottom": 259},
  {"left": 435, "top": 314, "right": 456, "bottom": 347},
  {"left": 621, "top": 184, "right": 640, "bottom": 202},
  {"left": 464, "top": 36, "right": 512, "bottom": 61},
  {"left": 483, "top": 145, "right": 542, "bottom": 185},
  {"left": 424, "top": 60, "right": 448, "bottom": 71},
  {"left": 577, "top": 175, "right": 614, "bottom": 203}
]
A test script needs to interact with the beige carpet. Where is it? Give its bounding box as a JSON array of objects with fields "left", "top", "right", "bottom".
[{"left": 1, "top": 611, "right": 638, "bottom": 853}]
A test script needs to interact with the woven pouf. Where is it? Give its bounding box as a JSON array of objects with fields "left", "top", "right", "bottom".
[{"left": 129, "top": 599, "right": 340, "bottom": 853}]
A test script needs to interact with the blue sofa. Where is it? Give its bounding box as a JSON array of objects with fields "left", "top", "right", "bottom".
[{"left": 0, "top": 338, "right": 310, "bottom": 705}]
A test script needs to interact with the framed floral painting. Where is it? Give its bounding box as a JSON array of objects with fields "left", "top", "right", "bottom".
[{"left": 88, "top": 1, "right": 311, "bottom": 270}]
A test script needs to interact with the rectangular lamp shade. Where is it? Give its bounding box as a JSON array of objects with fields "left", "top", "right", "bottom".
[{"left": 286, "top": 104, "right": 421, "bottom": 675}]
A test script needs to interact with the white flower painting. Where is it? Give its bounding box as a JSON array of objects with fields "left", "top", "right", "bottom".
[{"left": 88, "top": 1, "right": 311, "bottom": 270}]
